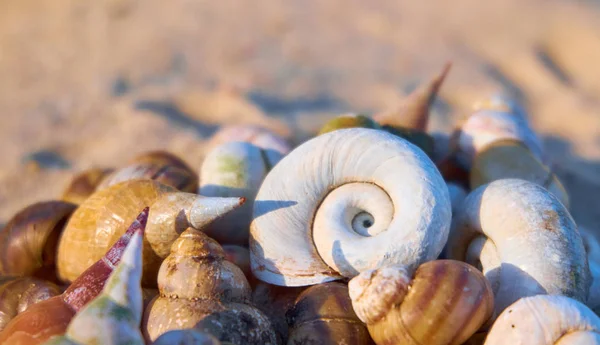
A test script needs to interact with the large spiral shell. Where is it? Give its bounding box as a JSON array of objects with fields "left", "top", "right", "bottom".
[
  {"left": 250, "top": 128, "right": 452, "bottom": 286},
  {"left": 446, "top": 179, "right": 590, "bottom": 317}
]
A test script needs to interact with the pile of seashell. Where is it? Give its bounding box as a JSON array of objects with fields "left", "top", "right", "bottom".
[{"left": 0, "top": 63, "right": 598, "bottom": 345}]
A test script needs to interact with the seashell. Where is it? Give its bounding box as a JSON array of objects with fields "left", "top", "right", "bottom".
[
  {"left": 581, "top": 227, "right": 600, "bottom": 314},
  {"left": 153, "top": 329, "right": 223, "bottom": 345},
  {"left": 250, "top": 128, "right": 451, "bottom": 286},
  {"left": 287, "top": 282, "right": 373, "bottom": 345},
  {"left": 46, "top": 231, "right": 145, "bottom": 345},
  {"left": 0, "top": 201, "right": 77, "bottom": 281},
  {"left": 251, "top": 282, "right": 306, "bottom": 344},
  {"left": 446, "top": 179, "right": 590, "bottom": 317},
  {"left": 483, "top": 295, "right": 600, "bottom": 344},
  {"left": 208, "top": 125, "right": 292, "bottom": 166},
  {"left": 56, "top": 179, "right": 244, "bottom": 286},
  {"left": 97, "top": 151, "right": 198, "bottom": 193},
  {"left": 142, "top": 228, "right": 277, "bottom": 345},
  {"left": 61, "top": 168, "right": 114, "bottom": 205},
  {"left": 454, "top": 98, "right": 545, "bottom": 170},
  {"left": 318, "top": 114, "right": 381, "bottom": 135},
  {"left": 349, "top": 260, "right": 493, "bottom": 345},
  {"left": 0, "top": 209, "right": 147, "bottom": 345},
  {"left": 222, "top": 245, "right": 253, "bottom": 285},
  {"left": 470, "top": 139, "right": 569, "bottom": 208},
  {"left": 199, "top": 141, "right": 275, "bottom": 245},
  {"left": 446, "top": 181, "right": 467, "bottom": 215},
  {"left": 0, "top": 277, "right": 61, "bottom": 332}
]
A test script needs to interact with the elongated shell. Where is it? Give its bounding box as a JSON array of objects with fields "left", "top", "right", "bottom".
[
  {"left": 286, "top": 282, "right": 373, "bottom": 345},
  {"left": 0, "top": 277, "right": 61, "bottom": 331},
  {"left": 250, "top": 128, "right": 451, "bottom": 286},
  {"left": 0, "top": 210, "right": 147, "bottom": 345},
  {"left": 349, "top": 261, "right": 493, "bottom": 345},
  {"left": 61, "top": 168, "right": 114, "bottom": 205},
  {"left": 0, "top": 201, "right": 76, "bottom": 281},
  {"left": 57, "top": 180, "right": 243, "bottom": 286},
  {"left": 446, "top": 179, "right": 590, "bottom": 316},
  {"left": 51, "top": 232, "right": 145, "bottom": 345},
  {"left": 454, "top": 99, "right": 544, "bottom": 169},
  {"left": 484, "top": 295, "right": 600, "bottom": 344},
  {"left": 208, "top": 125, "right": 292, "bottom": 165},
  {"left": 199, "top": 142, "right": 274, "bottom": 245},
  {"left": 98, "top": 151, "right": 198, "bottom": 193}
]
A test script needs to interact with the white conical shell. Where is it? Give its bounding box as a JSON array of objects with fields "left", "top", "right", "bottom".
[
  {"left": 484, "top": 295, "right": 600, "bottom": 345},
  {"left": 61, "top": 232, "right": 145, "bottom": 345},
  {"left": 455, "top": 107, "right": 545, "bottom": 170},
  {"left": 198, "top": 141, "right": 272, "bottom": 245},
  {"left": 250, "top": 128, "right": 451, "bottom": 286},
  {"left": 446, "top": 179, "right": 591, "bottom": 317}
]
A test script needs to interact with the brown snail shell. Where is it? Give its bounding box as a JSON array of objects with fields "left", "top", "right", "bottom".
[
  {"left": 0, "top": 209, "right": 147, "bottom": 345},
  {"left": 61, "top": 168, "right": 114, "bottom": 205},
  {"left": 0, "top": 201, "right": 77, "bottom": 282},
  {"left": 97, "top": 151, "right": 198, "bottom": 193},
  {"left": 349, "top": 260, "right": 494, "bottom": 345},
  {"left": 56, "top": 180, "right": 244, "bottom": 287},
  {"left": 286, "top": 282, "right": 373, "bottom": 345},
  {"left": 142, "top": 228, "right": 277, "bottom": 344},
  {"left": 0, "top": 277, "right": 62, "bottom": 332}
]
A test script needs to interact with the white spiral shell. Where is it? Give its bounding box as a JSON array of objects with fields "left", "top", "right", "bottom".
[{"left": 250, "top": 128, "right": 452, "bottom": 286}]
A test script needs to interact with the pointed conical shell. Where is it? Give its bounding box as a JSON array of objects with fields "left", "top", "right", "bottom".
[
  {"left": 250, "top": 128, "right": 451, "bottom": 286},
  {"left": 56, "top": 180, "right": 243, "bottom": 286},
  {"left": 0, "top": 201, "right": 76, "bottom": 281},
  {"left": 446, "top": 179, "right": 590, "bottom": 317},
  {"left": 484, "top": 295, "right": 600, "bottom": 345},
  {"left": 199, "top": 141, "right": 273, "bottom": 245},
  {"left": 60, "top": 232, "right": 144, "bottom": 345}
]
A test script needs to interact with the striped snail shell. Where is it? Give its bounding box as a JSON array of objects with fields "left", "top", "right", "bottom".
[
  {"left": 250, "top": 128, "right": 451, "bottom": 286},
  {"left": 446, "top": 179, "right": 590, "bottom": 317}
]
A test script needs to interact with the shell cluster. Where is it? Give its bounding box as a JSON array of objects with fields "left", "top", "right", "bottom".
[{"left": 0, "top": 66, "right": 597, "bottom": 345}]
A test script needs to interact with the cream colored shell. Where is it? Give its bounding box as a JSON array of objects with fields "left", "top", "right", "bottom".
[
  {"left": 484, "top": 295, "right": 600, "bottom": 344},
  {"left": 250, "top": 128, "right": 452, "bottom": 286},
  {"left": 446, "top": 179, "right": 591, "bottom": 316}
]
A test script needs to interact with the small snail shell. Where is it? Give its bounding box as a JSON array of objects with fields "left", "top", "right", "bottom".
[
  {"left": 484, "top": 295, "right": 600, "bottom": 345},
  {"left": 98, "top": 151, "right": 198, "bottom": 193},
  {"left": 286, "top": 282, "right": 373, "bottom": 345},
  {"left": 222, "top": 245, "right": 253, "bottom": 285},
  {"left": 470, "top": 139, "right": 569, "bottom": 208},
  {"left": 0, "top": 277, "right": 61, "bottom": 331},
  {"left": 142, "top": 229, "right": 277, "bottom": 344},
  {"left": 318, "top": 114, "right": 381, "bottom": 135},
  {"left": 57, "top": 180, "right": 244, "bottom": 286},
  {"left": 250, "top": 128, "right": 451, "bottom": 286},
  {"left": 153, "top": 330, "right": 223, "bottom": 345},
  {"left": 61, "top": 168, "right": 114, "bottom": 205},
  {"left": 199, "top": 142, "right": 276, "bottom": 245},
  {"left": 252, "top": 282, "right": 306, "bottom": 344},
  {"left": 0, "top": 209, "right": 147, "bottom": 345},
  {"left": 349, "top": 260, "right": 493, "bottom": 345},
  {"left": 208, "top": 125, "right": 292, "bottom": 165},
  {"left": 0, "top": 201, "right": 77, "bottom": 281},
  {"left": 47, "top": 231, "right": 145, "bottom": 345},
  {"left": 581, "top": 227, "right": 600, "bottom": 314},
  {"left": 446, "top": 179, "right": 590, "bottom": 317},
  {"left": 454, "top": 98, "right": 545, "bottom": 170}
]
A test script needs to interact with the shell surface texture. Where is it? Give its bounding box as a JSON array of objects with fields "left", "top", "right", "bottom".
[
  {"left": 250, "top": 128, "right": 452, "bottom": 286},
  {"left": 56, "top": 179, "right": 244, "bottom": 286},
  {"left": 446, "top": 178, "right": 590, "bottom": 317},
  {"left": 349, "top": 260, "right": 494, "bottom": 345}
]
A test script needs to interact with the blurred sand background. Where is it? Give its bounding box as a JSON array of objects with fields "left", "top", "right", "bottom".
[{"left": 0, "top": 0, "right": 598, "bottom": 231}]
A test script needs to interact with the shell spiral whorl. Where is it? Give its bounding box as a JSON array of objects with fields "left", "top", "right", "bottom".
[{"left": 250, "top": 128, "right": 452, "bottom": 286}]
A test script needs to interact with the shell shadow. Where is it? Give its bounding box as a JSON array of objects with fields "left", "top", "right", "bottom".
[
  {"left": 252, "top": 200, "right": 297, "bottom": 219},
  {"left": 134, "top": 100, "right": 219, "bottom": 138}
]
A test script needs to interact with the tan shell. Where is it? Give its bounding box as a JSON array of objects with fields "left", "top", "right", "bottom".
[
  {"left": 446, "top": 179, "right": 590, "bottom": 317},
  {"left": 57, "top": 180, "right": 244, "bottom": 287},
  {"left": 349, "top": 261, "right": 493, "bottom": 345},
  {"left": 286, "top": 282, "right": 373, "bottom": 345},
  {"left": 61, "top": 168, "right": 114, "bottom": 205},
  {"left": 142, "top": 229, "right": 277, "bottom": 345},
  {"left": 0, "top": 201, "right": 77, "bottom": 281}
]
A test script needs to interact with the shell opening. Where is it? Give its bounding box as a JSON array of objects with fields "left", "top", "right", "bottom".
[
  {"left": 465, "top": 235, "right": 501, "bottom": 295},
  {"left": 352, "top": 212, "right": 375, "bottom": 236}
]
